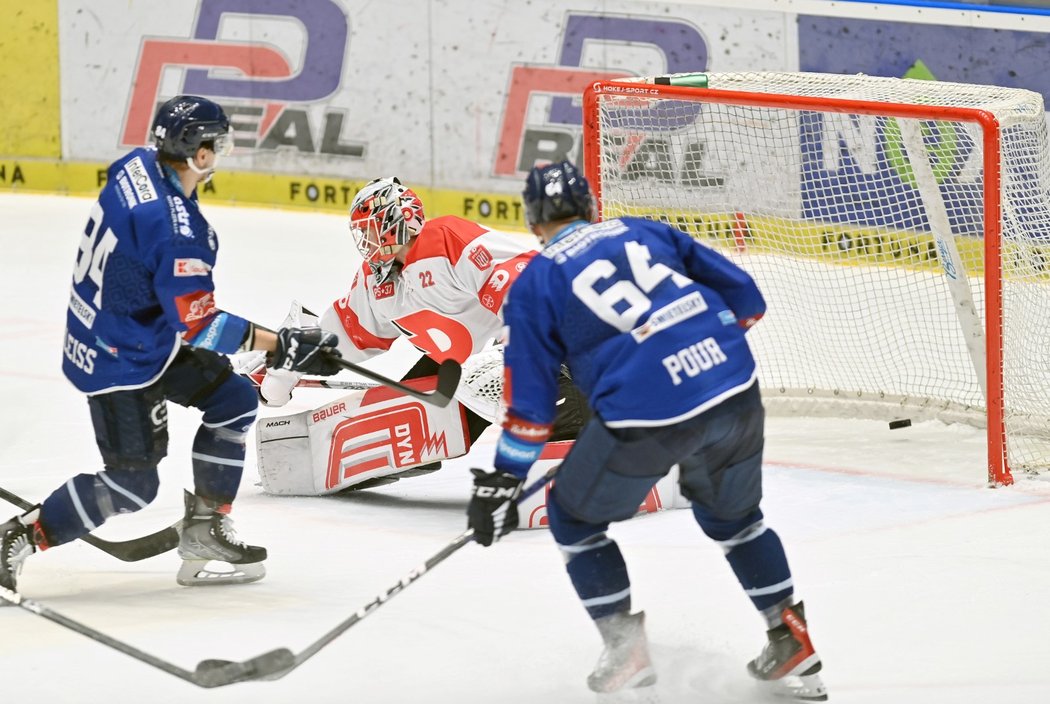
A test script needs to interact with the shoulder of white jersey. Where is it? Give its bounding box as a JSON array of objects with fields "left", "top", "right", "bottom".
[{"left": 404, "top": 215, "right": 489, "bottom": 267}]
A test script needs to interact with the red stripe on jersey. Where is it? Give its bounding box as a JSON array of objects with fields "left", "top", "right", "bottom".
[
  {"left": 501, "top": 411, "right": 552, "bottom": 443},
  {"left": 330, "top": 300, "right": 397, "bottom": 353},
  {"left": 478, "top": 252, "right": 536, "bottom": 313},
  {"left": 403, "top": 216, "right": 488, "bottom": 268}
]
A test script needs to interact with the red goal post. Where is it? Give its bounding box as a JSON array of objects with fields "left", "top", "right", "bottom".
[{"left": 582, "top": 72, "right": 1050, "bottom": 486}]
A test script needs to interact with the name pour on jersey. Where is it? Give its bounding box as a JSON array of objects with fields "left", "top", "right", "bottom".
[{"left": 661, "top": 336, "right": 728, "bottom": 385}]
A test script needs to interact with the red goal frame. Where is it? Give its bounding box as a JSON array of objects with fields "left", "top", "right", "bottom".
[{"left": 582, "top": 79, "right": 1010, "bottom": 485}]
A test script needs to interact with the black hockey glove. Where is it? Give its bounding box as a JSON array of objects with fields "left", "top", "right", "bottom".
[
  {"left": 270, "top": 326, "right": 343, "bottom": 375},
  {"left": 468, "top": 468, "right": 525, "bottom": 547}
]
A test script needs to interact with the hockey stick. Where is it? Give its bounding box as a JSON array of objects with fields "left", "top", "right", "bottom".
[
  {"left": 327, "top": 355, "right": 461, "bottom": 407},
  {"left": 253, "top": 465, "right": 558, "bottom": 682},
  {"left": 293, "top": 377, "right": 377, "bottom": 391},
  {"left": 0, "top": 587, "right": 295, "bottom": 687},
  {"left": 0, "top": 486, "right": 180, "bottom": 562}
]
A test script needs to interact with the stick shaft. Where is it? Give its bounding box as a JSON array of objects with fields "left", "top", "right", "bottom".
[{"left": 0, "top": 486, "right": 180, "bottom": 562}]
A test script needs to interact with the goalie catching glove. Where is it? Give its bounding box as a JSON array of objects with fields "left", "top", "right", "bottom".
[
  {"left": 269, "top": 327, "right": 343, "bottom": 376},
  {"left": 467, "top": 468, "right": 525, "bottom": 546}
]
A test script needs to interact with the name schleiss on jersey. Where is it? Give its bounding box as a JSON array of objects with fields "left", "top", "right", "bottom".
[
  {"left": 64, "top": 331, "right": 97, "bottom": 374},
  {"left": 114, "top": 156, "right": 158, "bottom": 209}
]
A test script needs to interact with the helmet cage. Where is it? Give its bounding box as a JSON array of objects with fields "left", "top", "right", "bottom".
[{"left": 349, "top": 178, "right": 426, "bottom": 268}]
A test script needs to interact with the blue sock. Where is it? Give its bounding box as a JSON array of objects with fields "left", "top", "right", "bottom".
[
  {"left": 39, "top": 468, "right": 159, "bottom": 546},
  {"left": 694, "top": 506, "right": 793, "bottom": 612},
  {"left": 548, "top": 493, "right": 631, "bottom": 619},
  {"left": 191, "top": 425, "right": 246, "bottom": 504}
]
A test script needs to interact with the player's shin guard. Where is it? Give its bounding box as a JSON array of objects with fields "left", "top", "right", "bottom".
[
  {"left": 191, "top": 421, "right": 251, "bottom": 503},
  {"left": 695, "top": 508, "right": 794, "bottom": 614},
  {"left": 38, "top": 470, "right": 159, "bottom": 546},
  {"left": 177, "top": 491, "right": 266, "bottom": 586}
]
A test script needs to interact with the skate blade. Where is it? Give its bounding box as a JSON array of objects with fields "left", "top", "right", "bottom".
[
  {"left": 177, "top": 559, "right": 266, "bottom": 586},
  {"left": 592, "top": 668, "right": 658, "bottom": 703},
  {"left": 595, "top": 682, "right": 660, "bottom": 704},
  {"left": 761, "top": 672, "right": 828, "bottom": 702}
]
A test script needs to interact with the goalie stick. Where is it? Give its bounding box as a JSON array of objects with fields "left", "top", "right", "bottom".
[
  {"left": 327, "top": 354, "right": 461, "bottom": 407},
  {"left": 0, "top": 587, "right": 295, "bottom": 687},
  {"left": 250, "top": 465, "right": 558, "bottom": 683},
  {"left": 0, "top": 486, "right": 180, "bottom": 562},
  {"left": 293, "top": 377, "right": 377, "bottom": 391}
]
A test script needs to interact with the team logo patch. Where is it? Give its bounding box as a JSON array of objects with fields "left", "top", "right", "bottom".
[
  {"left": 468, "top": 245, "right": 493, "bottom": 270},
  {"left": 174, "top": 258, "right": 212, "bottom": 276},
  {"left": 176, "top": 291, "right": 215, "bottom": 323}
]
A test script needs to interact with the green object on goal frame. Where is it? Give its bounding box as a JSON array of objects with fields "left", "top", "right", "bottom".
[{"left": 654, "top": 73, "right": 709, "bottom": 88}]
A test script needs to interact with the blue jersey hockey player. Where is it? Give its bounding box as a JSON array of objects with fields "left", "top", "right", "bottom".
[
  {"left": 1, "top": 95, "right": 341, "bottom": 593},
  {"left": 466, "top": 161, "right": 827, "bottom": 701}
]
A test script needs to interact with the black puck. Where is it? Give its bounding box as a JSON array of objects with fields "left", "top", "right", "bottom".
[{"left": 889, "top": 419, "right": 912, "bottom": 430}]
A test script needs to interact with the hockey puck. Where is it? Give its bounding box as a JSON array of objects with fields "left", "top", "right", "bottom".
[{"left": 888, "top": 419, "right": 912, "bottom": 430}]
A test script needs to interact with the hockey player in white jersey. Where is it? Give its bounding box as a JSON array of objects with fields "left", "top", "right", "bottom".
[
  {"left": 466, "top": 161, "right": 827, "bottom": 700},
  {"left": 258, "top": 177, "right": 589, "bottom": 491}
]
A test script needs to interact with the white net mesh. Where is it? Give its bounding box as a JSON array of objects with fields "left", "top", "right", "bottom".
[{"left": 589, "top": 72, "right": 1050, "bottom": 476}]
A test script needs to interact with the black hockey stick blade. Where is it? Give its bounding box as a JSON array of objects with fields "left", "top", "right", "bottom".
[
  {"left": 0, "top": 588, "right": 267, "bottom": 688},
  {"left": 193, "top": 648, "right": 297, "bottom": 687},
  {"left": 327, "top": 355, "right": 461, "bottom": 407},
  {"left": 254, "top": 465, "right": 559, "bottom": 682},
  {"left": 0, "top": 485, "right": 180, "bottom": 562}
]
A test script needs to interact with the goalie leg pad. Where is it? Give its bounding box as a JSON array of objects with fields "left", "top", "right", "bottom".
[{"left": 257, "top": 377, "right": 471, "bottom": 495}]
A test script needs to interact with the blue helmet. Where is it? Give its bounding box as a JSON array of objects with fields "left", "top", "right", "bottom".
[
  {"left": 522, "top": 160, "right": 595, "bottom": 228},
  {"left": 151, "top": 95, "right": 231, "bottom": 160}
]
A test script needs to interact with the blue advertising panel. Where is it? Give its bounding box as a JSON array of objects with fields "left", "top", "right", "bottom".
[{"left": 795, "top": 16, "right": 1050, "bottom": 235}]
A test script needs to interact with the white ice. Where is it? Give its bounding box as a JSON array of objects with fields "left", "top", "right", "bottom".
[{"left": 2, "top": 193, "right": 1049, "bottom": 703}]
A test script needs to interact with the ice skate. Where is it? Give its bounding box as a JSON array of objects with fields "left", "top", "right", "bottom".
[
  {"left": 588, "top": 610, "right": 658, "bottom": 700},
  {"left": 0, "top": 508, "right": 40, "bottom": 601},
  {"left": 747, "top": 602, "right": 827, "bottom": 701},
  {"left": 176, "top": 491, "right": 266, "bottom": 586}
]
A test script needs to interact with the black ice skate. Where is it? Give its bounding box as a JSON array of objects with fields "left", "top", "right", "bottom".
[
  {"left": 0, "top": 507, "right": 41, "bottom": 601},
  {"left": 176, "top": 491, "right": 266, "bottom": 586},
  {"left": 747, "top": 601, "right": 828, "bottom": 701},
  {"left": 588, "top": 610, "right": 657, "bottom": 698}
]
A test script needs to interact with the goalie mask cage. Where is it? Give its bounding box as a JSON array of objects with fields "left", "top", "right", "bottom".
[{"left": 582, "top": 72, "right": 1050, "bottom": 486}]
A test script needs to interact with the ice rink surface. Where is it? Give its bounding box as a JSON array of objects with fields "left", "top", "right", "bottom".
[{"left": 2, "top": 192, "right": 1050, "bottom": 703}]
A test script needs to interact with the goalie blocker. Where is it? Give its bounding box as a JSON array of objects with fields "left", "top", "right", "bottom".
[{"left": 255, "top": 377, "right": 690, "bottom": 524}]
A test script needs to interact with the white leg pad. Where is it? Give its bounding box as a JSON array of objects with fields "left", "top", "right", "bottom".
[{"left": 257, "top": 378, "right": 470, "bottom": 495}]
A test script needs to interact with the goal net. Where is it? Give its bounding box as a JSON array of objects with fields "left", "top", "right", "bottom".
[{"left": 582, "top": 72, "right": 1050, "bottom": 485}]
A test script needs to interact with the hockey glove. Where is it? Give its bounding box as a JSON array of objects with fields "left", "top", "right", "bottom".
[
  {"left": 468, "top": 468, "right": 524, "bottom": 547},
  {"left": 270, "top": 326, "right": 343, "bottom": 375}
]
